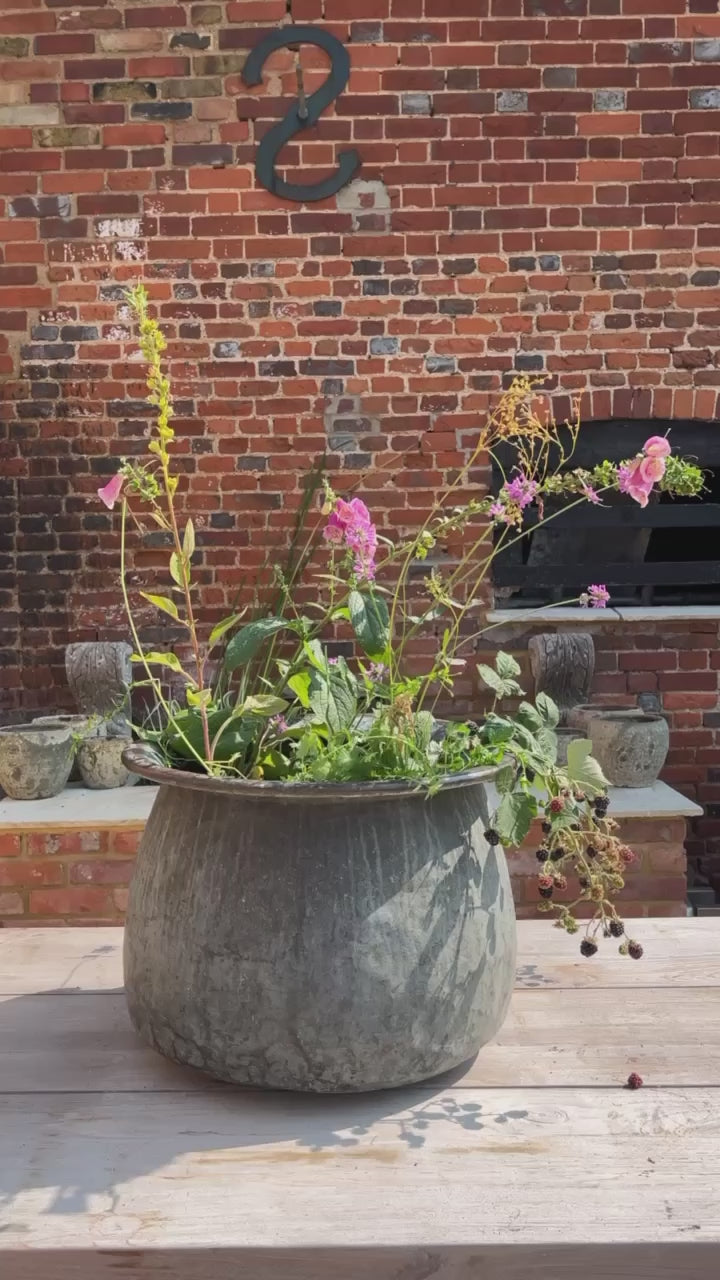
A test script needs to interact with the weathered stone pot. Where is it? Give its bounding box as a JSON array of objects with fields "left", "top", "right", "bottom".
[
  {"left": 587, "top": 711, "right": 670, "bottom": 788},
  {"left": 567, "top": 703, "right": 639, "bottom": 733},
  {"left": 77, "top": 736, "right": 138, "bottom": 789},
  {"left": 32, "top": 715, "right": 92, "bottom": 784},
  {"left": 122, "top": 744, "right": 516, "bottom": 1094},
  {"left": 0, "top": 723, "right": 75, "bottom": 800}
]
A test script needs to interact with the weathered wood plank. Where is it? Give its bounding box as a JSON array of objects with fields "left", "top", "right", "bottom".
[
  {"left": 1, "top": 921, "right": 717, "bottom": 997},
  {"left": 2, "top": 987, "right": 718, "bottom": 1092},
  {"left": 0, "top": 1090, "right": 718, "bottom": 1265}
]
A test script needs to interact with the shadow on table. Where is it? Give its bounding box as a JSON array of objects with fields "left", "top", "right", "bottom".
[{"left": 0, "top": 990, "right": 530, "bottom": 1221}]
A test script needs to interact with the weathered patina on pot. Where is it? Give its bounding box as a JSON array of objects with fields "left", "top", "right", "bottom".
[
  {"left": 122, "top": 744, "right": 516, "bottom": 1094},
  {"left": 0, "top": 723, "right": 75, "bottom": 800}
]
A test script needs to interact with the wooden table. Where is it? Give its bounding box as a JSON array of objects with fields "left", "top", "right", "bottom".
[{"left": 1, "top": 920, "right": 719, "bottom": 1278}]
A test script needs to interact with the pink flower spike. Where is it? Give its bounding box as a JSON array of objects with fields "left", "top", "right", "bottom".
[
  {"left": 581, "top": 483, "right": 601, "bottom": 505},
  {"left": 644, "top": 435, "right": 671, "bottom": 459},
  {"left": 97, "top": 472, "right": 124, "bottom": 509}
]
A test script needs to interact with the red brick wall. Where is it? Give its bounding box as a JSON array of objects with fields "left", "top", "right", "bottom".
[
  {"left": 0, "top": 4, "right": 718, "bottom": 858},
  {"left": 0, "top": 816, "right": 687, "bottom": 926}
]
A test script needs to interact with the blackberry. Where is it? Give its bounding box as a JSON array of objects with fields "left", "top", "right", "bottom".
[
  {"left": 626, "top": 1072, "right": 643, "bottom": 1090},
  {"left": 594, "top": 795, "right": 610, "bottom": 817},
  {"left": 541, "top": 820, "right": 552, "bottom": 835},
  {"left": 484, "top": 828, "right": 500, "bottom": 846},
  {"left": 536, "top": 848, "right": 549, "bottom": 863},
  {"left": 578, "top": 876, "right": 590, "bottom": 890},
  {"left": 628, "top": 940, "right": 643, "bottom": 960},
  {"left": 550, "top": 848, "right": 564, "bottom": 863},
  {"left": 549, "top": 797, "right": 565, "bottom": 814},
  {"left": 586, "top": 846, "right": 597, "bottom": 860},
  {"left": 538, "top": 875, "right": 553, "bottom": 900},
  {"left": 609, "top": 919, "right": 624, "bottom": 938},
  {"left": 580, "top": 938, "right": 598, "bottom": 957}
]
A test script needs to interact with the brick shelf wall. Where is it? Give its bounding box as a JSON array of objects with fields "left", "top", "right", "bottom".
[{"left": 0, "top": 784, "right": 701, "bottom": 926}]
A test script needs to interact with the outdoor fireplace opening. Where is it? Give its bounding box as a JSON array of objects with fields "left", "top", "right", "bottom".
[{"left": 491, "top": 421, "right": 720, "bottom": 609}]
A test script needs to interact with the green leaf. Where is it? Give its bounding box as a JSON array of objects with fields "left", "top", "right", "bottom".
[
  {"left": 535, "top": 727, "right": 558, "bottom": 766},
  {"left": 241, "top": 694, "right": 288, "bottom": 718},
  {"left": 139, "top": 592, "right": 179, "bottom": 622},
  {"left": 183, "top": 518, "right": 195, "bottom": 560},
  {"left": 536, "top": 692, "right": 560, "bottom": 729},
  {"left": 224, "top": 617, "right": 288, "bottom": 672},
  {"left": 495, "top": 764, "right": 516, "bottom": 794},
  {"left": 566, "top": 738, "right": 608, "bottom": 795},
  {"left": 495, "top": 791, "right": 537, "bottom": 847},
  {"left": 138, "top": 650, "right": 184, "bottom": 673},
  {"left": 287, "top": 671, "right": 311, "bottom": 709},
  {"left": 208, "top": 613, "right": 245, "bottom": 647},
  {"left": 477, "top": 664, "right": 524, "bottom": 699},
  {"left": 496, "top": 651, "right": 522, "bottom": 680},
  {"left": 303, "top": 639, "right": 329, "bottom": 673},
  {"left": 348, "top": 589, "right": 390, "bottom": 660},
  {"left": 169, "top": 552, "right": 184, "bottom": 587},
  {"left": 309, "top": 667, "right": 356, "bottom": 733},
  {"left": 516, "top": 701, "right": 543, "bottom": 732}
]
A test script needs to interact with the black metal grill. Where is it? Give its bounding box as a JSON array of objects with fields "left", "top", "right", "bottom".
[{"left": 491, "top": 421, "right": 720, "bottom": 607}]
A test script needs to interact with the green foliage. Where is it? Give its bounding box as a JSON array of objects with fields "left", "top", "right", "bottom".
[
  {"left": 348, "top": 589, "right": 390, "bottom": 660},
  {"left": 224, "top": 618, "right": 291, "bottom": 672}
]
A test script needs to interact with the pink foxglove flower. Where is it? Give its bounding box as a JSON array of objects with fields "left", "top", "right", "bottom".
[
  {"left": 643, "top": 435, "right": 671, "bottom": 458},
  {"left": 97, "top": 473, "right": 124, "bottom": 509},
  {"left": 323, "top": 496, "right": 378, "bottom": 581},
  {"left": 638, "top": 454, "right": 666, "bottom": 485}
]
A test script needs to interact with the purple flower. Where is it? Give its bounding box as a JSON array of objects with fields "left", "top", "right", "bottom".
[
  {"left": 580, "top": 584, "right": 610, "bottom": 609},
  {"left": 490, "top": 500, "right": 512, "bottom": 524},
  {"left": 270, "top": 714, "right": 289, "bottom": 733},
  {"left": 504, "top": 473, "right": 538, "bottom": 510},
  {"left": 368, "top": 661, "right": 389, "bottom": 681},
  {"left": 328, "top": 657, "right": 339, "bottom": 666},
  {"left": 581, "top": 483, "right": 601, "bottom": 505}
]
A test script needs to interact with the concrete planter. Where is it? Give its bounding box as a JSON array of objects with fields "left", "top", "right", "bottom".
[
  {"left": 0, "top": 723, "right": 75, "bottom": 800},
  {"left": 122, "top": 744, "right": 516, "bottom": 1094},
  {"left": 587, "top": 712, "right": 670, "bottom": 788},
  {"left": 567, "top": 704, "right": 640, "bottom": 733},
  {"left": 77, "top": 737, "right": 139, "bottom": 790}
]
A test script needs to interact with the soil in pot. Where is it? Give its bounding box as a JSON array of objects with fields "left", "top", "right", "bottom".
[
  {"left": 587, "top": 712, "right": 670, "bottom": 788},
  {"left": 567, "top": 703, "right": 640, "bottom": 733},
  {"left": 0, "top": 723, "right": 75, "bottom": 800},
  {"left": 122, "top": 745, "right": 517, "bottom": 1094}
]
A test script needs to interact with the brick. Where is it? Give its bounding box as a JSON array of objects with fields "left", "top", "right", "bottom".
[
  {"left": 0, "top": 861, "right": 65, "bottom": 887},
  {"left": 29, "top": 888, "right": 111, "bottom": 917},
  {"left": 0, "top": 892, "right": 23, "bottom": 917},
  {"left": 0, "top": 835, "right": 22, "bottom": 857},
  {"left": 69, "top": 860, "right": 134, "bottom": 885}
]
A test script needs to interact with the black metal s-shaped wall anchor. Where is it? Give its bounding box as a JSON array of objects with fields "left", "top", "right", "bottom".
[{"left": 241, "top": 25, "right": 361, "bottom": 203}]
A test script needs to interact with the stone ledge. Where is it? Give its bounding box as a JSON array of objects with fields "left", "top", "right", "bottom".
[
  {"left": 0, "top": 779, "right": 701, "bottom": 832},
  {"left": 487, "top": 606, "right": 720, "bottom": 624},
  {"left": 0, "top": 785, "right": 159, "bottom": 832}
]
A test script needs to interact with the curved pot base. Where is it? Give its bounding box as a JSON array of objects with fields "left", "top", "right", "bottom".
[{"left": 123, "top": 757, "right": 516, "bottom": 1093}]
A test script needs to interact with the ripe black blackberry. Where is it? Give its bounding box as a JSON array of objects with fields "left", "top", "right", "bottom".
[
  {"left": 580, "top": 938, "right": 598, "bottom": 957},
  {"left": 550, "top": 848, "right": 564, "bottom": 862},
  {"left": 628, "top": 940, "right": 643, "bottom": 960},
  {"left": 594, "top": 795, "right": 610, "bottom": 817},
  {"left": 609, "top": 919, "right": 624, "bottom": 938},
  {"left": 541, "top": 820, "right": 552, "bottom": 835},
  {"left": 484, "top": 828, "right": 500, "bottom": 846},
  {"left": 536, "top": 848, "right": 549, "bottom": 863}
]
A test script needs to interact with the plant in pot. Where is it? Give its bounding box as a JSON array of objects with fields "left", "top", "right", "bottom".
[{"left": 102, "top": 285, "right": 703, "bottom": 1093}]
